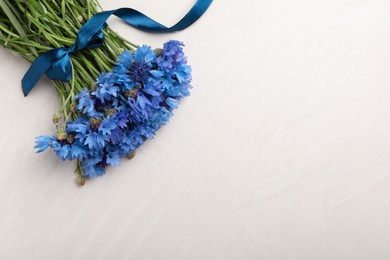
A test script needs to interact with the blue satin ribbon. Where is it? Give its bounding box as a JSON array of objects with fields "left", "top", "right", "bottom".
[{"left": 22, "top": 0, "right": 213, "bottom": 96}]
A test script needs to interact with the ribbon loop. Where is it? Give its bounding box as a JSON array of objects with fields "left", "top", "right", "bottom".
[{"left": 21, "top": 0, "right": 213, "bottom": 96}]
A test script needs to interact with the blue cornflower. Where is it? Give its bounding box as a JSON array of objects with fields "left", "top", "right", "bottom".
[
  {"left": 165, "top": 97, "right": 179, "bottom": 110},
  {"left": 35, "top": 135, "right": 88, "bottom": 161},
  {"left": 94, "top": 72, "right": 120, "bottom": 102},
  {"left": 128, "top": 60, "right": 150, "bottom": 83},
  {"left": 59, "top": 145, "right": 72, "bottom": 160},
  {"left": 134, "top": 45, "right": 157, "bottom": 64},
  {"left": 106, "top": 152, "right": 120, "bottom": 166},
  {"left": 157, "top": 40, "right": 186, "bottom": 72},
  {"left": 137, "top": 125, "right": 157, "bottom": 140},
  {"left": 114, "top": 45, "right": 157, "bottom": 90},
  {"left": 114, "top": 111, "right": 129, "bottom": 129},
  {"left": 122, "top": 94, "right": 151, "bottom": 123},
  {"left": 148, "top": 69, "right": 182, "bottom": 95},
  {"left": 149, "top": 107, "right": 172, "bottom": 129},
  {"left": 143, "top": 78, "right": 163, "bottom": 97},
  {"left": 106, "top": 145, "right": 121, "bottom": 166},
  {"left": 83, "top": 164, "right": 105, "bottom": 178},
  {"left": 99, "top": 116, "right": 117, "bottom": 136},
  {"left": 115, "top": 64, "right": 133, "bottom": 91},
  {"left": 165, "top": 82, "right": 191, "bottom": 97},
  {"left": 82, "top": 153, "right": 105, "bottom": 178},
  {"left": 35, "top": 136, "right": 54, "bottom": 153},
  {"left": 136, "top": 92, "right": 152, "bottom": 110},
  {"left": 84, "top": 132, "right": 106, "bottom": 150},
  {"left": 120, "top": 129, "right": 145, "bottom": 153},
  {"left": 67, "top": 118, "right": 89, "bottom": 135},
  {"left": 110, "top": 128, "right": 124, "bottom": 145},
  {"left": 70, "top": 141, "right": 87, "bottom": 159},
  {"left": 174, "top": 63, "right": 192, "bottom": 84},
  {"left": 74, "top": 89, "right": 95, "bottom": 116}
]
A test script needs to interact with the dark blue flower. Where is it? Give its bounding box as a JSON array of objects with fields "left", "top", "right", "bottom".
[
  {"left": 106, "top": 145, "right": 121, "bottom": 166},
  {"left": 157, "top": 40, "right": 186, "bottom": 73},
  {"left": 114, "top": 45, "right": 157, "bottom": 91},
  {"left": 114, "top": 111, "right": 129, "bottom": 129},
  {"left": 128, "top": 60, "right": 150, "bottom": 83}
]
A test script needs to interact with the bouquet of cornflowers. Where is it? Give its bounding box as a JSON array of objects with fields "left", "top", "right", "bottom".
[{"left": 0, "top": 1, "right": 192, "bottom": 184}]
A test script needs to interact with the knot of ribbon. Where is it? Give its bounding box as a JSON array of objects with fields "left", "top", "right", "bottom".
[{"left": 22, "top": 0, "right": 213, "bottom": 96}]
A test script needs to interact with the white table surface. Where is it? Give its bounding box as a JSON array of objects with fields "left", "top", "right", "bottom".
[{"left": 1, "top": 0, "right": 390, "bottom": 259}]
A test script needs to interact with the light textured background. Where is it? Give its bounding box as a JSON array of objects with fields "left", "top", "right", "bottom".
[{"left": 1, "top": 0, "right": 390, "bottom": 259}]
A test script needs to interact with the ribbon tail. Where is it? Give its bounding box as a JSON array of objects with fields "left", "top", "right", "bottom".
[
  {"left": 113, "top": 0, "right": 213, "bottom": 32},
  {"left": 22, "top": 57, "right": 53, "bottom": 96},
  {"left": 169, "top": 0, "right": 214, "bottom": 31},
  {"left": 113, "top": 8, "right": 167, "bottom": 31}
]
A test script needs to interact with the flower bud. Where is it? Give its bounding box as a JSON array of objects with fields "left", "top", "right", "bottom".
[
  {"left": 77, "top": 175, "right": 86, "bottom": 186},
  {"left": 52, "top": 112, "right": 62, "bottom": 124},
  {"left": 154, "top": 48, "right": 163, "bottom": 57},
  {"left": 105, "top": 108, "right": 116, "bottom": 117},
  {"left": 89, "top": 117, "right": 102, "bottom": 130},
  {"left": 90, "top": 83, "right": 97, "bottom": 92},
  {"left": 127, "top": 151, "right": 136, "bottom": 160},
  {"left": 124, "top": 88, "right": 138, "bottom": 98},
  {"left": 67, "top": 133, "right": 74, "bottom": 144},
  {"left": 70, "top": 103, "right": 77, "bottom": 113},
  {"left": 56, "top": 127, "right": 67, "bottom": 141}
]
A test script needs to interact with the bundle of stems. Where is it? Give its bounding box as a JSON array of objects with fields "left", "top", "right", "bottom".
[{"left": 0, "top": 0, "right": 137, "bottom": 184}]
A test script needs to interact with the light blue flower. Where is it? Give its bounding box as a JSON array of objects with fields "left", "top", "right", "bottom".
[
  {"left": 74, "top": 89, "right": 95, "bottom": 116},
  {"left": 165, "top": 97, "right": 179, "bottom": 110},
  {"left": 35, "top": 136, "right": 54, "bottom": 153},
  {"left": 84, "top": 132, "right": 106, "bottom": 150},
  {"left": 99, "top": 116, "right": 117, "bottom": 136},
  {"left": 94, "top": 72, "right": 120, "bottom": 102}
]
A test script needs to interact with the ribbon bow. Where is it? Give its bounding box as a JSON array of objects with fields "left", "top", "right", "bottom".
[
  {"left": 22, "top": 27, "right": 106, "bottom": 96},
  {"left": 22, "top": 0, "right": 213, "bottom": 96}
]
